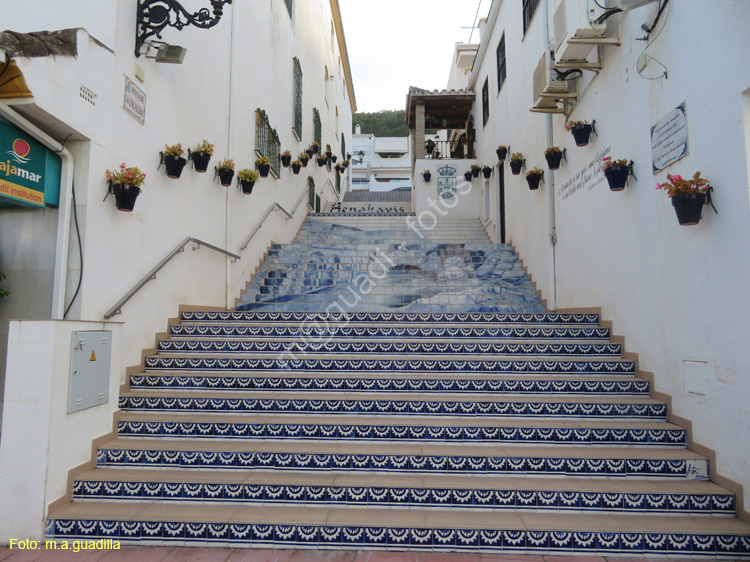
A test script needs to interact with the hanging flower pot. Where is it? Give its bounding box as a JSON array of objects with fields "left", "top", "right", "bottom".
[
  {"left": 306, "top": 148, "right": 316, "bottom": 160},
  {"left": 544, "top": 148, "right": 563, "bottom": 170},
  {"left": 311, "top": 142, "right": 321, "bottom": 155},
  {"left": 239, "top": 179, "right": 255, "bottom": 194},
  {"left": 464, "top": 171, "right": 473, "bottom": 181},
  {"left": 217, "top": 168, "right": 235, "bottom": 187},
  {"left": 482, "top": 166, "right": 492, "bottom": 179},
  {"left": 568, "top": 122, "right": 593, "bottom": 147},
  {"left": 238, "top": 169, "right": 258, "bottom": 194},
  {"left": 331, "top": 155, "right": 338, "bottom": 163},
  {"left": 299, "top": 153, "right": 309, "bottom": 167},
  {"left": 105, "top": 163, "right": 145, "bottom": 212},
  {"left": 190, "top": 140, "right": 214, "bottom": 173},
  {"left": 256, "top": 156, "right": 272, "bottom": 178},
  {"left": 525, "top": 168, "right": 543, "bottom": 190},
  {"left": 163, "top": 155, "right": 187, "bottom": 179},
  {"left": 422, "top": 170, "right": 431, "bottom": 182},
  {"left": 496, "top": 146, "right": 508, "bottom": 162},
  {"left": 111, "top": 184, "right": 141, "bottom": 211},
  {"left": 471, "top": 166, "right": 481, "bottom": 178},
  {"left": 602, "top": 158, "right": 632, "bottom": 191},
  {"left": 317, "top": 156, "right": 327, "bottom": 167},
  {"left": 281, "top": 152, "right": 292, "bottom": 168},
  {"left": 671, "top": 193, "right": 706, "bottom": 226},
  {"left": 509, "top": 154, "right": 525, "bottom": 176},
  {"left": 292, "top": 161, "right": 302, "bottom": 175}
]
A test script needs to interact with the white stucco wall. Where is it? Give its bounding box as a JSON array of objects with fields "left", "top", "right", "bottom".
[
  {"left": 0, "top": 320, "right": 123, "bottom": 542},
  {"left": 470, "top": 0, "right": 750, "bottom": 508},
  {"left": 414, "top": 159, "right": 481, "bottom": 220}
]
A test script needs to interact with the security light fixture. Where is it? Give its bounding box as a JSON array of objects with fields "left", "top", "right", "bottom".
[
  {"left": 352, "top": 150, "right": 366, "bottom": 164},
  {"left": 135, "top": 0, "right": 232, "bottom": 57},
  {"left": 142, "top": 41, "right": 187, "bottom": 64}
]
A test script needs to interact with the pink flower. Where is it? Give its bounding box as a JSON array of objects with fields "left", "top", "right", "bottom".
[
  {"left": 672, "top": 175, "right": 682, "bottom": 181},
  {"left": 119, "top": 163, "right": 126, "bottom": 169}
]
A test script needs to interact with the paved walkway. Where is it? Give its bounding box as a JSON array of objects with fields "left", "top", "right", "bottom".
[{"left": 0, "top": 547, "right": 727, "bottom": 562}]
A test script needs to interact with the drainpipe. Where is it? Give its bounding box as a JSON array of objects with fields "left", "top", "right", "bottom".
[
  {"left": 225, "top": 3, "right": 238, "bottom": 309},
  {"left": 0, "top": 101, "right": 74, "bottom": 320},
  {"left": 543, "top": 0, "right": 557, "bottom": 311}
]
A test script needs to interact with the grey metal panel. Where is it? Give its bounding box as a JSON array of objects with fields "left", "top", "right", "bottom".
[{"left": 67, "top": 331, "right": 111, "bottom": 413}]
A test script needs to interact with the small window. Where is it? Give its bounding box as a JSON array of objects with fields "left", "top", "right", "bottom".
[
  {"left": 313, "top": 108, "right": 322, "bottom": 149},
  {"left": 308, "top": 177, "right": 316, "bottom": 210},
  {"left": 284, "top": 0, "right": 293, "bottom": 18},
  {"left": 255, "top": 109, "right": 281, "bottom": 178},
  {"left": 496, "top": 35, "right": 506, "bottom": 93},
  {"left": 522, "top": 0, "right": 540, "bottom": 36},
  {"left": 482, "top": 78, "right": 490, "bottom": 126},
  {"left": 293, "top": 58, "right": 303, "bottom": 139}
]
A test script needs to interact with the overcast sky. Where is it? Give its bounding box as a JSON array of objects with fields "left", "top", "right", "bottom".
[{"left": 339, "top": 0, "right": 488, "bottom": 113}]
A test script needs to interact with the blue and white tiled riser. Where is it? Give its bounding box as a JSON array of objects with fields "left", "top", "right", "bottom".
[{"left": 45, "top": 215, "right": 750, "bottom": 554}]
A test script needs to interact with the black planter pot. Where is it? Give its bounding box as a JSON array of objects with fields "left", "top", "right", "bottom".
[
  {"left": 111, "top": 183, "right": 141, "bottom": 212},
  {"left": 545, "top": 151, "right": 563, "bottom": 170},
  {"left": 191, "top": 151, "right": 211, "bottom": 173},
  {"left": 331, "top": 155, "right": 338, "bottom": 163},
  {"left": 423, "top": 172, "right": 431, "bottom": 183},
  {"left": 509, "top": 160, "right": 524, "bottom": 175},
  {"left": 163, "top": 155, "right": 187, "bottom": 179},
  {"left": 218, "top": 168, "right": 235, "bottom": 187},
  {"left": 281, "top": 155, "right": 292, "bottom": 168},
  {"left": 604, "top": 165, "right": 630, "bottom": 191},
  {"left": 672, "top": 193, "right": 706, "bottom": 226},
  {"left": 239, "top": 179, "right": 255, "bottom": 194},
  {"left": 306, "top": 148, "right": 316, "bottom": 159},
  {"left": 482, "top": 167, "right": 492, "bottom": 179},
  {"left": 325, "top": 151, "right": 332, "bottom": 158},
  {"left": 571, "top": 124, "right": 593, "bottom": 147},
  {"left": 317, "top": 158, "right": 326, "bottom": 167},
  {"left": 300, "top": 158, "right": 309, "bottom": 168},
  {"left": 257, "top": 163, "right": 271, "bottom": 178},
  {"left": 292, "top": 163, "right": 301, "bottom": 174},
  {"left": 471, "top": 168, "right": 481, "bottom": 178},
  {"left": 496, "top": 147, "right": 508, "bottom": 162},
  {"left": 526, "top": 174, "right": 542, "bottom": 190},
  {"left": 464, "top": 171, "right": 473, "bottom": 181}
]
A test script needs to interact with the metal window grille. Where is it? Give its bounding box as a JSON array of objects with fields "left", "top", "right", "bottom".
[
  {"left": 335, "top": 169, "right": 341, "bottom": 194},
  {"left": 496, "top": 35, "right": 507, "bottom": 93},
  {"left": 313, "top": 108, "right": 322, "bottom": 149},
  {"left": 522, "top": 0, "right": 540, "bottom": 35},
  {"left": 341, "top": 134, "right": 346, "bottom": 160},
  {"left": 308, "top": 177, "right": 315, "bottom": 210},
  {"left": 482, "top": 79, "right": 490, "bottom": 126},
  {"left": 255, "top": 109, "right": 281, "bottom": 178},
  {"left": 284, "top": 0, "right": 293, "bottom": 18},
  {"left": 293, "top": 58, "right": 303, "bottom": 139}
]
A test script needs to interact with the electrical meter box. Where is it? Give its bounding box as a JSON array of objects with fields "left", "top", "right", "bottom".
[{"left": 67, "top": 331, "right": 112, "bottom": 413}]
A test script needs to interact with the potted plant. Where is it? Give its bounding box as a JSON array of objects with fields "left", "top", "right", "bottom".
[
  {"left": 316, "top": 155, "right": 327, "bottom": 167},
  {"left": 335, "top": 164, "right": 342, "bottom": 173},
  {"left": 525, "top": 167, "right": 544, "bottom": 190},
  {"left": 656, "top": 171, "right": 714, "bottom": 226},
  {"left": 566, "top": 120, "right": 594, "bottom": 147},
  {"left": 470, "top": 164, "right": 482, "bottom": 178},
  {"left": 216, "top": 158, "right": 235, "bottom": 187},
  {"left": 299, "top": 152, "right": 310, "bottom": 167},
  {"left": 291, "top": 160, "right": 302, "bottom": 174},
  {"left": 331, "top": 155, "right": 338, "bottom": 163},
  {"left": 464, "top": 170, "right": 473, "bottom": 181},
  {"left": 310, "top": 141, "right": 321, "bottom": 156},
  {"left": 237, "top": 169, "right": 259, "bottom": 194},
  {"left": 281, "top": 150, "right": 292, "bottom": 168},
  {"left": 482, "top": 165, "right": 492, "bottom": 179},
  {"left": 325, "top": 144, "right": 333, "bottom": 158},
  {"left": 161, "top": 143, "right": 187, "bottom": 179},
  {"left": 544, "top": 146, "right": 564, "bottom": 170},
  {"left": 509, "top": 153, "right": 525, "bottom": 175},
  {"left": 496, "top": 145, "right": 508, "bottom": 162},
  {"left": 422, "top": 169, "right": 432, "bottom": 182},
  {"left": 106, "top": 163, "right": 146, "bottom": 212},
  {"left": 190, "top": 140, "right": 214, "bottom": 173},
  {"left": 256, "top": 155, "right": 272, "bottom": 178},
  {"left": 601, "top": 157, "right": 632, "bottom": 191}
]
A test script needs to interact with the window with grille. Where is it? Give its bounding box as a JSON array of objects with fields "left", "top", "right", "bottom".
[
  {"left": 335, "top": 169, "right": 341, "bottom": 194},
  {"left": 313, "top": 108, "right": 322, "bottom": 149},
  {"left": 496, "top": 35, "right": 506, "bottom": 93},
  {"left": 293, "top": 58, "right": 303, "bottom": 139},
  {"left": 341, "top": 134, "right": 346, "bottom": 160},
  {"left": 284, "top": 0, "right": 293, "bottom": 18},
  {"left": 308, "top": 177, "right": 316, "bottom": 210},
  {"left": 255, "top": 109, "right": 281, "bottom": 178},
  {"left": 482, "top": 78, "right": 490, "bottom": 126},
  {"left": 522, "top": 0, "right": 540, "bottom": 36}
]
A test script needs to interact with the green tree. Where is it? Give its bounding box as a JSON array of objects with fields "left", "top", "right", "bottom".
[{"left": 353, "top": 110, "right": 410, "bottom": 137}]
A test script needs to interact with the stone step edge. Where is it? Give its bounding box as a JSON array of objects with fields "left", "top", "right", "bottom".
[{"left": 180, "top": 312, "right": 599, "bottom": 323}]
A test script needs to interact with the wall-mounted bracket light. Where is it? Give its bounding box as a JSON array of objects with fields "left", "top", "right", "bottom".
[{"left": 135, "top": 0, "right": 232, "bottom": 57}]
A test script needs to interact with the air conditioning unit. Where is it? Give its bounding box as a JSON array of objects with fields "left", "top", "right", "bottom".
[
  {"left": 553, "top": 0, "right": 608, "bottom": 62},
  {"left": 532, "top": 50, "right": 573, "bottom": 113}
]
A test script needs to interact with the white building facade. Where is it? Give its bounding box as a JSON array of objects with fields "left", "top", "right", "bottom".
[
  {"left": 0, "top": 0, "right": 355, "bottom": 540},
  {"left": 351, "top": 127, "right": 412, "bottom": 192},
  {"left": 466, "top": 0, "right": 750, "bottom": 512}
]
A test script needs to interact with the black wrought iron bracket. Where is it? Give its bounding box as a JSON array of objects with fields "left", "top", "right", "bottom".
[
  {"left": 591, "top": 119, "right": 598, "bottom": 138},
  {"left": 135, "top": 0, "right": 232, "bottom": 57}
]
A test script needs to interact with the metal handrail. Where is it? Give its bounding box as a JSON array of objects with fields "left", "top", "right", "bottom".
[
  {"left": 239, "top": 188, "right": 308, "bottom": 251},
  {"left": 103, "top": 237, "right": 241, "bottom": 319}
]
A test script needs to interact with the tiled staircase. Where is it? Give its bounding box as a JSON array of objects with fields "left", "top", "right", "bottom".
[{"left": 46, "top": 214, "right": 750, "bottom": 557}]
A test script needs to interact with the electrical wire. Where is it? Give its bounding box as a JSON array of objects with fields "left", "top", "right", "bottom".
[
  {"left": 63, "top": 179, "right": 83, "bottom": 319},
  {"left": 636, "top": 0, "right": 670, "bottom": 80},
  {"left": 467, "top": 0, "right": 483, "bottom": 44}
]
